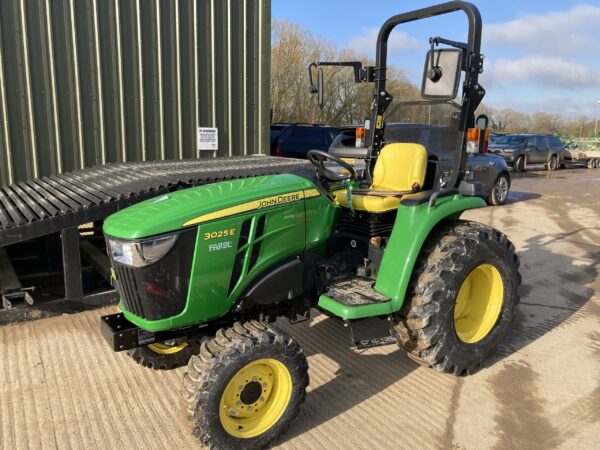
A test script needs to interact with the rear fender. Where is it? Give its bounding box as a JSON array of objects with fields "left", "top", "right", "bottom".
[{"left": 374, "top": 194, "right": 486, "bottom": 311}]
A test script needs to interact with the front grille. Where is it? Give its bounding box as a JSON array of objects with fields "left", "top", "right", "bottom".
[
  {"left": 112, "top": 228, "right": 197, "bottom": 321},
  {"left": 117, "top": 265, "right": 145, "bottom": 318}
]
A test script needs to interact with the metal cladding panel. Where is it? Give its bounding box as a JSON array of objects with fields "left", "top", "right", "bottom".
[{"left": 0, "top": 0, "right": 271, "bottom": 185}]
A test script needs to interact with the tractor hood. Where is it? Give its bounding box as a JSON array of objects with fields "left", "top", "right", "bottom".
[{"left": 104, "top": 174, "right": 318, "bottom": 239}]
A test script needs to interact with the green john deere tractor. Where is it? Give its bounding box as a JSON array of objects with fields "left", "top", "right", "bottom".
[{"left": 100, "top": 2, "right": 520, "bottom": 448}]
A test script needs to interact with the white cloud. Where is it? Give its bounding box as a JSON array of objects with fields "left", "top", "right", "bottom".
[
  {"left": 485, "top": 4, "right": 600, "bottom": 55},
  {"left": 482, "top": 56, "right": 600, "bottom": 88},
  {"left": 347, "top": 27, "right": 420, "bottom": 57}
]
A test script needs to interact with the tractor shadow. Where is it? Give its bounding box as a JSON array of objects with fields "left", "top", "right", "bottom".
[
  {"left": 274, "top": 314, "right": 419, "bottom": 444},
  {"left": 484, "top": 229, "right": 600, "bottom": 368}
]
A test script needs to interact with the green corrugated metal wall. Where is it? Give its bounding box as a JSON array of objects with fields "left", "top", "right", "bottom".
[{"left": 0, "top": 0, "right": 271, "bottom": 185}]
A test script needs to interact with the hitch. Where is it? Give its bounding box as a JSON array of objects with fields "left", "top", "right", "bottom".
[{"left": 101, "top": 312, "right": 207, "bottom": 352}]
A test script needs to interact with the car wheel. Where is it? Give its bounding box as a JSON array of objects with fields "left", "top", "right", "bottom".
[
  {"left": 594, "top": 158, "right": 600, "bottom": 169},
  {"left": 513, "top": 156, "right": 525, "bottom": 172},
  {"left": 546, "top": 155, "right": 558, "bottom": 171},
  {"left": 487, "top": 174, "right": 510, "bottom": 206}
]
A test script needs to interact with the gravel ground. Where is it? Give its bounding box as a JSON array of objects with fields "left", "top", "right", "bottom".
[{"left": 1, "top": 168, "right": 599, "bottom": 450}]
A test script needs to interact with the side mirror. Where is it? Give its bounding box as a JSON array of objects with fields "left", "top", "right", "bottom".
[
  {"left": 317, "top": 67, "right": 324, "bottom": 108},
  {"left": 421, "top": 48, "right": 462, "bottom": 100},
  {"left": 308, "top": 62, "right": 318, "bottom": 93},
  {"left": 308, "top": 63, "right": 324, "bottom": 109}
]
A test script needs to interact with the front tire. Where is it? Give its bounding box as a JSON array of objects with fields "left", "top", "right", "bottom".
[
  {"left": 392, "top": 221, "right": 521, "bottom": 376},
  {"left": 183, "top": 321, "right": 308, "bottom": 449},
  {"left": 128, "top": 338, "right": 200, "bottom": 370},
  {"left": 487, "top": 174, "right": 510, "bottom": 206}
]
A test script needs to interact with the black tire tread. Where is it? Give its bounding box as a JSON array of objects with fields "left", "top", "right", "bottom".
[
  {"left": 392, "top": 220, "right": 521, "bottom": 376},
  {"left": 183, "top": 321, "right": 309, "bottom": 449},
  {"left": 127, "top": 339, "right": 200, "bottom": 370}
]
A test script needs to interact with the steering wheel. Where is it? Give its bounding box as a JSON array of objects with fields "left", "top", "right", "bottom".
[{"left": 307, "top": 150, "right": 358, "bottom": 182}]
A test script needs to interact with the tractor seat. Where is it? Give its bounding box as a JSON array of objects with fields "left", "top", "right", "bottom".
[{"left": 336, "top": 143, "right": 428, "bottom": 213}]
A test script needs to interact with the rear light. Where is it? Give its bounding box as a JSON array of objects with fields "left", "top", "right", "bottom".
[
  {"left": 275, "top": 147, "right": 283, "bottom": 157},
  {"left": 467, "top": 128, "right": 490, "bottom": 154},
  {"left": 355, "top": 127, "right": 366, "bottom": 147}
]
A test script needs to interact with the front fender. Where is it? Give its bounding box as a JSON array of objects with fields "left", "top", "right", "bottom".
[{"left": 374, "top": 194, "right": 486, "bottom": 311}]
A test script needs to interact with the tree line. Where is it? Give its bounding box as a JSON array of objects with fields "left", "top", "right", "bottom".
[{"left": 271, "top": 20, "right": 598, "bottom": 138}]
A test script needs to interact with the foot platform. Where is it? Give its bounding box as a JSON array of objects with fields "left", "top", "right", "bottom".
[{"left": 324, "top": 276, "right": 390, "bottom": 306}]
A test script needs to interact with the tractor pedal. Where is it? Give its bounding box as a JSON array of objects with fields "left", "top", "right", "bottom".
[{"left": 344, "top": 316, "right": 397, "bottom": 350}]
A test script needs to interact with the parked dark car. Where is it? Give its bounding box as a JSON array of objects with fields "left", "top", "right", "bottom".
[
  {"left": 328, "top": 123, "right": 511, "bottom": 206},
  {"left": 488, "top": 133, "right": 564, "bottom": 172},
  {"left": 274, "top": 124, "right": 339, "bottom": 159},
  {"left": 489, "top": 133, "right": 505, "bottom": 145},
  {"left": 270, "top": 124, "right": 289, "bottom": 155}
]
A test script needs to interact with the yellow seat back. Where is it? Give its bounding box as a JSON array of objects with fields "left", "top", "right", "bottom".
[{"left": 371, "top": 143, "right": 428, "bottom": 191}]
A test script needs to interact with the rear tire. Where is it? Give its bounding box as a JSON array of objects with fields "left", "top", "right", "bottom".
[
  {"left": 487, "top": 174, "right": 510, "bottom": 206},
  {"left": 128, "top": 338, "right": 200, "bottom": 370},
  {"left": 183, "top": 321, "right": 308, "bottom": 450},
  {"left": 392, "top": 221, "right": 521, "bottom": 376},
  {"left": 513, "top": 156, "right": 525, "bottom": 172}
]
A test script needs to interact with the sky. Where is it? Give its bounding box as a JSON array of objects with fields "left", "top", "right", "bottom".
[{"left": 272, "top": 0, "right": 600, "bottom": 119}]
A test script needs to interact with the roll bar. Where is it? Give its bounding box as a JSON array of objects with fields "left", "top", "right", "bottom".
[
  {"left": 367, "top": 1, "right": 483, "bottom": 188},
  {"left": 308, "top": 2, "right": 485, "bottom": 189}
]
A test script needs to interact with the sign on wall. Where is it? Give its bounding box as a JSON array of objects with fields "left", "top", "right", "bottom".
[{"left": 197, "top": 127, "right": 219, "bottom": 151}]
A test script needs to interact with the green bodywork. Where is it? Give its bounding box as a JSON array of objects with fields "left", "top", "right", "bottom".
[
  {"left": 104, "top": 173, "right": 484, "bottom": 331},
  {"left": 104, "top": 174, "right": 320, "bottom": 239},
  {"left": 104, "top": 174, "right": 336, "bottom": 332},
  {"left": 317, "top": 194, "right": 486, "bottom": 319}
]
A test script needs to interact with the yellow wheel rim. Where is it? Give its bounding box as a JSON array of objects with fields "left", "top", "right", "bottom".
[
  {"left": 147, "top": 339, "right": 188, "bottom": 355},
  {"left": 219, "top": 358, "right": 292, "bottom": 439},
  {"left": 454, "top": 264, "right": 504, "bottom": 344}
]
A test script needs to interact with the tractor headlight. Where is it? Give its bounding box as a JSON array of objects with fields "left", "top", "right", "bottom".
[{"left": 107, "top": 234, "right": 178, "bottom": 268}]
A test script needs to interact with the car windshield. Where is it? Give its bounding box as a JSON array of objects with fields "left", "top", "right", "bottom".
[{"left": 496, "top": 135, "right": 526, "bottom": 145}]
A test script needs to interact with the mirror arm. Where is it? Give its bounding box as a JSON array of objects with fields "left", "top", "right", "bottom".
[
  {"left": 430, "top": 36, "right": 468, "bottom": 51},
  {"left": 314, "top": 61, "right": 373, "bottom": 83}
]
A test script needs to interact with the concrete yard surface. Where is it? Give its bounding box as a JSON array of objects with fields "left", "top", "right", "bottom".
[{"left": 1, "top": 168, "right": 600, "bottom": 449}]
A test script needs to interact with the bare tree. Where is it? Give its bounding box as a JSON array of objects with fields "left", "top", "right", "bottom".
[
  {"left": 272, "top": 20, "right": 597, "bottom": 139},
  {"left": 271, "top": 20, "right": 417, "bottom": 126}
]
